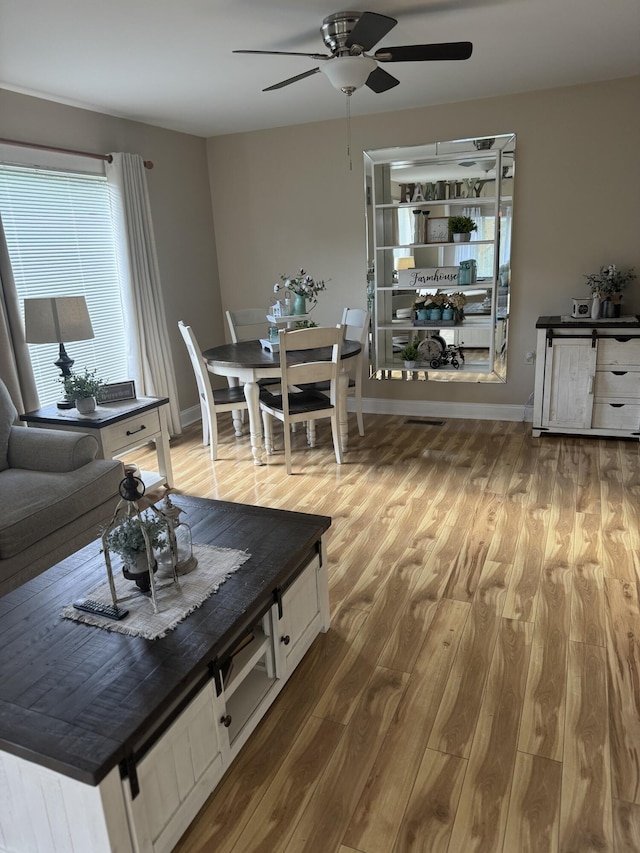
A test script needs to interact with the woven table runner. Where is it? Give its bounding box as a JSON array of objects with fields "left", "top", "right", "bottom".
[{"left": 61, "top": 543, "right": 251, "bottom": 640}]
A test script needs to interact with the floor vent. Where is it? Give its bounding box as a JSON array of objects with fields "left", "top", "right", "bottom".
[{"left": 405, "top": 418, "right": 445, "bottom": 426}]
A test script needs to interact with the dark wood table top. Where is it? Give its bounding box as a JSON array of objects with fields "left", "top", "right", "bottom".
[
  {"left": 20, "top": 396, "right": 170, "bottom": 428},
  {"left": 0, "top": 496, "right": 330, "bottom": 785},
  {"left": 203, "top": 338, "right": 361, "bottom": 370},
  {"left": 535, "top": 315, "right": 640, "bottom": 329}
]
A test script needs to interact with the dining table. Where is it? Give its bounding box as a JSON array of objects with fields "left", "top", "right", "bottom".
[{"left": 203, "top": 338, "right": 362, "bottom": 466}]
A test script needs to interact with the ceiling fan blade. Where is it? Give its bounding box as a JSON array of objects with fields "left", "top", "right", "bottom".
[
  {"left": 263, "top": 67, "right": 321, "bottom": 92},
  {"left": 366, "top": 66, "right": 400, "bottom": 93},
  {"left": 375, "top": 42, "right": 473, "bottom": 62},
  {"left": 345, "top": 11, "right": 398, "bottom": 52},
  {"left": 233, "top": 49, "right": 330, "bottom": 60}
]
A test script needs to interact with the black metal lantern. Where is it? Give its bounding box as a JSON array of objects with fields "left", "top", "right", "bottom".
[{"left": 101, "top": 471, "right": 180, "bottom": 613}]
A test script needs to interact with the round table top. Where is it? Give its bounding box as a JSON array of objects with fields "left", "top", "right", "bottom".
[{"left": 203, "top": 338, "right": 361, "bottom": 370}]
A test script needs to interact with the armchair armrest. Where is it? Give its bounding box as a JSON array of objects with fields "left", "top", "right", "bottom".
[{"left": 8, "top": 426, "right": 100, "bottom": 473}]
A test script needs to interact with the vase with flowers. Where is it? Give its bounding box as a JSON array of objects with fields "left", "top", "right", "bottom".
[
  {"left": 412, "top": 292, "right": 446, "bottom": 322},
  {"left": 442, "top": 292, "right": 467, "bottom": 322},
  {"left": 274, "top": 268, "right": 328, "bottom": 316},
  {"left": 584, "top": 264, "right": 636, "bottom": 319}
]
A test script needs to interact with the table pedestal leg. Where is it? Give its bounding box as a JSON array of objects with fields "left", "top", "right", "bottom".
[
  {"left": 338, "top": 371, "right": 349, "bottom": 454},
  {"left": 244, "top": 380, "right": 264, "bottom": 466}
]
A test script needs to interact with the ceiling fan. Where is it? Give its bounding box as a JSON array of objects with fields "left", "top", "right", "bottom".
[{"left": 233, "top": 10, "right": 473, "bottom": 97}]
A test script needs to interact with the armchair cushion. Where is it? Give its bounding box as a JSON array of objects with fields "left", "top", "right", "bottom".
[
  {"left": 0, "top": 380, "right": 18, "bottom": 473},
  {"left": 8, "top": 426, "right": 99, "bottom": 472}
]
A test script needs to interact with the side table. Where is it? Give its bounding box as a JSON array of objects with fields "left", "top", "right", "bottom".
[{"left": 20, "top": 396, "right": 173, "bottom": 488}]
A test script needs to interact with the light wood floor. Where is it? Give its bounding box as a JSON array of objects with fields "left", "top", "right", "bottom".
[{"left": 125, "top": 412, "right": 640, "bottom": 853}]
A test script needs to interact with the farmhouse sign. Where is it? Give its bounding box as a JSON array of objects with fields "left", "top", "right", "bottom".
[{"left": 397, "top": 268, "right": 459, "bottom": 288}]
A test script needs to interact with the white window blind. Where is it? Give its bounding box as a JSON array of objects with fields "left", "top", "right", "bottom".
[{"left": 0, "top": 164, "right": 128, "bottom": 406}]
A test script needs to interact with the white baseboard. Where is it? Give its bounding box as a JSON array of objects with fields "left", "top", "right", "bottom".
[
  {"left": 352, "top": 397, "right": 532, "bottom": 423},
  {"left": 179, "top": 398, "right": 532, "bottom": 431}
]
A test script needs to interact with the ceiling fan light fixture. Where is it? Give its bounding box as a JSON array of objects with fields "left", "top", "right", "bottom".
[{"left": 321, "top": 56, "right": 377, "bottom": 93}]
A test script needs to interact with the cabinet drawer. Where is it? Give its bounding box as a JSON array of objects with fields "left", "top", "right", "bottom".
[
  {"left": 103, "top": 409, "right": 161, "bottom": 452},
  {"left": 592, "top": 402, "right": 640, "bottom": 431},
  {"left": 597, "top": 337, "right": 640, "bottom": 368},
  {"left": 594, "top": 370, "right": 640, "bottom": 399}
]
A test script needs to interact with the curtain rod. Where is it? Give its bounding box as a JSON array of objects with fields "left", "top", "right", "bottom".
[{"left": 0, "top": 138, "right": 153, "bottom": 169}]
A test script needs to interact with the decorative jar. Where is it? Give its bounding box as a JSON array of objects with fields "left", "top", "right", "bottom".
[
  {"left": 293, "top": 293, "right": 307, "bottom": 315},
  {"left": 429, "top": 308, "right": 442, "bottom": 321}
]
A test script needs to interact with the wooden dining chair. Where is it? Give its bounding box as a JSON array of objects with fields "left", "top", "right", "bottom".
[
  {"left": 298, "top": 307, "right": 370, "bottom": 436},
  {"left": 259, "top": 325, "right": 344, "bottom": 474},
  {"left": 178, "top": 321, "right": 248, "bottom": 460},
  {"left": 225, "top": 308, "right": 280, "bottom": 390}
]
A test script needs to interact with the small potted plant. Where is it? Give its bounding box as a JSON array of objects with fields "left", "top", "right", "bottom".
[
  {"left": 106, "top": 514, "right": 167, "bottom": 591},
  {"left": 449, "top": 215, "right": 478, "bottom": 243},
  {"left": 61, "top": 368, "right": 105, "bottom": 414},
  {"left": 399, "top": 342, "right": 419, "bottom": 369}
]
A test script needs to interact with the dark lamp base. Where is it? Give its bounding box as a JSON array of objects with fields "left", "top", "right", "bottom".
[{"left": 56, "top": 400, "right": 75, "bottom": 410}]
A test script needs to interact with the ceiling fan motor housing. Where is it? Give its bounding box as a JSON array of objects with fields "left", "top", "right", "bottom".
[{"left": 321, "top": 12, "right": 364, "bottom": 56}]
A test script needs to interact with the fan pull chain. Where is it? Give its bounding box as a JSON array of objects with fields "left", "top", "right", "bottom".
[{"left": 345, "top": 92, "right": 353, "bottom": 171}]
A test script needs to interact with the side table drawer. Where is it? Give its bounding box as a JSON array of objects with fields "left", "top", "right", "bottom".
[
  {"left": 592, "top": 402, "right": 640, "bottom": 431},
  {"left": 594, "top": 370, "right": 640, "bottom": 399},
  {"left": 102, "top": 409, "right": 161, "bottom": 454}
]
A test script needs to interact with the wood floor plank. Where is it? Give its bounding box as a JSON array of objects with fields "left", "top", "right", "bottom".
[
  {"left": 613, "top": 798, "right": 640, "bottom": 853},
  {"left": 605, "top": 578, "right": 640, "bottom": 805},
  {"left": 283, "top": 666, "right": 409, "bottom": 853},
  {"left": 519, "top": 565, "right": 572, "bottom": 762},
  {"left": 560, "top": 641, "right": 612, "bottom": 853},
  {"left": 228, "top": 715, "right": 344, "bottom": 853},
  {"left": 503, "top": 507, "right": 546, "bottom": 622},
  {"left": 503, "top": 751, "right": 562, "bottom": 853},
  {"left": 428, "top": 560, "right": 510, "bottom": 758},
  {"left": 123, "top": 418, "right": 640, "bottom": 853},
  {"left": 392, "top": 749, "right": 466, "bottom": 853},
  {"left": 448, "top": 617, "right": 533, "bottom": 852},
  {"left": 571, "top": 564, "right": 605, "bottom": 647},
  {"left": 343, "top": 599, "right": 469, "bottom": 853}
]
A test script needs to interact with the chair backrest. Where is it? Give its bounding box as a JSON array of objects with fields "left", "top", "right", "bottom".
[
  {"left": 226, "top": 308, "right": 269, "bottom": 343},
  {"left": 341, "top": 307, "right": 370, "bottom": 346},
  {"left": 178, "top": 321, "right": 216, "bottom": 411},
  {"left": 279, "top": 325, "right": 343, "bottom": 396}
]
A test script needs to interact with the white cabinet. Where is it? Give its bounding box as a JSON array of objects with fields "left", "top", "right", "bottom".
[
  {"left": 533, "top": 318, "right": 640, "bottom": 438},
  {"left": 121, "top": 548, "right": 329, "bottom": 853}
]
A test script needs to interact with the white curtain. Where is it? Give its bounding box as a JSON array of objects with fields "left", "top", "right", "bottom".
[
  {"left": 0, "top": 213, "right": 39, "bottom": 412},
  {"left": 106, "top": 154, "right": 182, "bottom": 436}
]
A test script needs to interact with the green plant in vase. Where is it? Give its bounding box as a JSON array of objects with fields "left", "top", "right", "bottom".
[
  {"left": 399, "top": 342, "right": 419, "bottom": 367},
  {"left": 449, "top": 215, "right": 478, "bottom": 243},
  {"left": 275, "top": 269, "right": 328, "bottom": 316},
  {"left": 106, "top": 513, "right": 167, "bottom": 591},
  {"left": 61, "top": 368, "right": 105, "bottom": 414}
]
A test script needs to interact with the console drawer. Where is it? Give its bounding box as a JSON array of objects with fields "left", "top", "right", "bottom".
[
  {"left": 597, "top": 337, "right": 640, "bottom": 368},
  {"left": 592, "top": 402, "right": 640, "bottom": 431},
  {"left": 594, "top": 370, "right": 640, "bottom": 399}
]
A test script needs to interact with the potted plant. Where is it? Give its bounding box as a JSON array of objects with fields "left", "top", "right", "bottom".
[
  {"left": 275, "top": 268, "right": 329, "bottom": 316},
  {"left": 449, "top": 215, "right": 478, "bottom": 243},
  {"left": 61, "top": 368, "right": 105, "bottom": 414},
  {"left": 399, "top": 342, "right": 419, "bottom": 368},
  {"left": 106, "top": 513, "right": 167, "bottom": 591},
  {"left": 584, "top": 263, "right": 636, "bottom": 318}
]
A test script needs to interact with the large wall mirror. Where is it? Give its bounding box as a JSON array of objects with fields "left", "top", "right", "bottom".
[{"left": 364, "top": 133, "right": 515, "bottom": 383}]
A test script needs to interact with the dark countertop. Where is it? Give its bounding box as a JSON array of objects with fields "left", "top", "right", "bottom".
[
  {"left": 20, "top": 396, "right": 170, "bottom": 428},
  {"left": 0, "top": 496, "right": 330, "bottom": 785},
  {"left": 536, "top": 315, "right": 640, "bottom": 329}
]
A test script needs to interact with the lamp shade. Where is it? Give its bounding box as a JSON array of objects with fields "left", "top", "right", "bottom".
[
  {"left": 320, "top": 56, "right": 377, "bottom": 92},
  {"left": 396, "top": 257, "right": 415, "bottom": 270},
  {"left": 24, "top": 296, "right": 94, "bottom": 344}
]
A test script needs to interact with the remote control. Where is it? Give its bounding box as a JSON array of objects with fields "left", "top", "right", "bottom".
[{"left": 73, "top": 598, "right": 129, "bottom": 621}]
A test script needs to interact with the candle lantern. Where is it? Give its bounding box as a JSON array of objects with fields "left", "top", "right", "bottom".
[
  {"left": 101, "top": 470, "right": 180, "bottom": 614},
  {"left": 156, "top": 494, "right": 197, "bottom": 574}
]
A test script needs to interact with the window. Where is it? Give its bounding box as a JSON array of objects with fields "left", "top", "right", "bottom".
[{"left": 0, "top": 164, "right": 128, "bottom": 406}]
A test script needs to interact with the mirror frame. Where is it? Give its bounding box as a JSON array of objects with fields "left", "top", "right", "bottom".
[{"left": 364, "top": 133, "right": 515, "bottom": 383}]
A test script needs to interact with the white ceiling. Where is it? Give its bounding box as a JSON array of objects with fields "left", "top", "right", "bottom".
[{"left": 1, "top": 0, "right": 638, "bottom": 138}]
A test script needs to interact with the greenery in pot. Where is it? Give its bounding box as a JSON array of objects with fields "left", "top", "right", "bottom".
[
  {"left": 106, "top": 514, "right": 167, "bottom": 564},
  {"left": 61, "top": 367, "right": 105, "bottom": 401},
  {"left": 449, "top": 215, "right": 478, "bottom": 235},
  {"left": 584, "top": 264, "right": 636, "bottom": 297},
  {"left": 399, "top": 343, "right": 419, "bottom": 363}
]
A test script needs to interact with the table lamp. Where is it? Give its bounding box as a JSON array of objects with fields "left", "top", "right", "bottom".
[
  {"left": 24, "top": 296, "right": 95, "bottom": 408},
  {"left": 396, "top": 257, "right": 415, "bottom": 271}
]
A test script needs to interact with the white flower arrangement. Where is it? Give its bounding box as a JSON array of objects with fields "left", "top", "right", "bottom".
[
  {"left": 584, "top": 264, "right": 636, "bottom": 296},
  {"left": 274, "top": 269, "right": 328, "bottom": 307}
]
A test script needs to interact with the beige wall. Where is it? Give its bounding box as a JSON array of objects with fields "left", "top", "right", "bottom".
[
  {"left": 0, "top": 88, "right": 222, "bottom": 414},
  {"left": 207, "top": 75, "right": 640, "bottom": 410}
]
